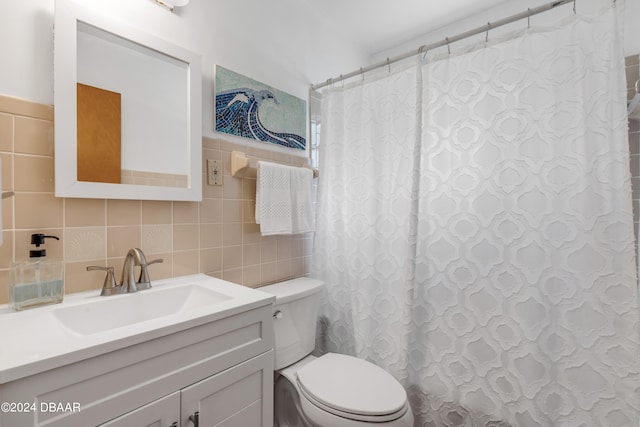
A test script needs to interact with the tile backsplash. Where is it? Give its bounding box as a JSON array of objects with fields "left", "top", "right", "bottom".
[{"left": 0, "top": 94, "right": 312, "bottom": 304}]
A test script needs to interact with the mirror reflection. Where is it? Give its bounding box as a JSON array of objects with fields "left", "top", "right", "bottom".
[{"left": 76, "top": 22, "right": 189, "bottom": 188}]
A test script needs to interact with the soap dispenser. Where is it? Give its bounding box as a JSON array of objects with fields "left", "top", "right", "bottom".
[{"left": 9, "top": 234, "right": 64, "bottom": 311}]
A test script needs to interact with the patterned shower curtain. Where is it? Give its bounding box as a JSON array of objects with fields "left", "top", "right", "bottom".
[{"left": 313, "top": 5, "right": 640, "bottom": 426}]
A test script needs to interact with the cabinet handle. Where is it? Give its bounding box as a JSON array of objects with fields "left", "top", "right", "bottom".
[
  {"left": 188, "top": 411, "right": 199, "bottom": 427},
  {"left": 169, "top": 423, "right": 178, "bottom": 427}
]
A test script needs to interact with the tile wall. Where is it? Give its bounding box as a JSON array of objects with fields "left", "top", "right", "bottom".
[
  {"left": 0, "top": 94, "right": 313, "bottom": 304},
  {"left": 631, "top": 118, "right": 639, "bottom": 248}
]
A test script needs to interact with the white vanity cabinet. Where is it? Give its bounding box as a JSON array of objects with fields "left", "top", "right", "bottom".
[
  {"left": 0, "top": 301, "right": 274, "bottom": 427},
  {"left": 101, "top": 352, "right": 272, "bottom": 427},
  {"left": 99, "top": 391, "right": 180, "bottom": 426},
  {"left": 180, "top": 352, "right": 272, "bottom": 426}
]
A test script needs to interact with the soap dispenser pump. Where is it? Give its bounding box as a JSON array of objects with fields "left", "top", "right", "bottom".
[{"left": 9, "top": 234, "right": 64, "bottom": 311}]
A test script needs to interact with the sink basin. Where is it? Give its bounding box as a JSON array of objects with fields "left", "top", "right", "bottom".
[
  {"left": 0, "top": 273, "right": 275, "bottom": 384},
  {"left": 54, "top": 283, "right": 232, "bottom": 335}
]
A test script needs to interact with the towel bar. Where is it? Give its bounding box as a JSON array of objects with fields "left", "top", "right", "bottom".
[{"left": 230, "top": 151, "right": 319, "bottom": 178}]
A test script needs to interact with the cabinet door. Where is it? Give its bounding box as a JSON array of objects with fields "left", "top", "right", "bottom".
[
  {"left": 182, "top": 351, "right": 273, "bottom": 427},
  {"left": 99, "top": 391, "right": 180, "bottom": 427}
]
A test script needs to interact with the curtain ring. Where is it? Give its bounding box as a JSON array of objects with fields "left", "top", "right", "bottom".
[
  {"left": 485, "top": 22, "right": 491, "bottom": 44},
  {"left": 527, "top": 8, "right": 531, "bottom": 28},
  {"left": 360, "top": 67, "right": 364, "bottom": 81},
  {"left": 573, "top": 0, "right": 576, "bottom": 13},
  {"left": 418, "top": 46, "right": 428, "bottom": 60},
  {"left": 386, "top": 58, "right": 391, "bottom": 73},
  {"left": 446, "top": 37, "right": 451, "bottom": 55},
  {"left": 340, "top": 74, "right": 344, "bottom": 88}
]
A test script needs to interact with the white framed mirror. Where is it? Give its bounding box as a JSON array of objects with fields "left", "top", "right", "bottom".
[{"left": 54, "top": 0, "right": 202, "bottom": 201}]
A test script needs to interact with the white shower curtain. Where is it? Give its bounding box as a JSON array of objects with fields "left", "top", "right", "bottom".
[{"left": 313, "top": 5, "right": 640, "bottom": 426}]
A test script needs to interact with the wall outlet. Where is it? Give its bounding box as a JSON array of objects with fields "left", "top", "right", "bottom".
[{"left": 207, "top": 159, "right": 222, "bottom": 186}]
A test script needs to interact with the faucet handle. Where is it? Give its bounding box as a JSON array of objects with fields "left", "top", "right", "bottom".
[
  {"left": 137, "top": 258, "right": 163, "bottom": 291},
  {"left": 87, "top": 266, "right": 119, "bottom": 296}
]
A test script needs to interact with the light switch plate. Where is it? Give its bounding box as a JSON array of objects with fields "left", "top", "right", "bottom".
[{"left": 207, "top": 159, "right": 222, "bottom": 186}]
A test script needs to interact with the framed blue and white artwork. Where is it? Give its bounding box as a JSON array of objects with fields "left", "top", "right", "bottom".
[{"left": 215, "top": 66, "right": 307, "bottom": 150}]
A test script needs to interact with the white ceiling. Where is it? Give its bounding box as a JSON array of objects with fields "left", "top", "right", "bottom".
[{"left": 307, "top": 0, "right": 512, "bottom": 57}]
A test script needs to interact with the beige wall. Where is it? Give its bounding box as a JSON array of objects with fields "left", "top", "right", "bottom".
[{"left": 0, "top": 94, "right": 313, "bottom": 304}]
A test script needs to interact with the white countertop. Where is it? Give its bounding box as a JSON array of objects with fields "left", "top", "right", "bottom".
[{"left": 0, "top": 274, "right": 274, "bottom": 384}]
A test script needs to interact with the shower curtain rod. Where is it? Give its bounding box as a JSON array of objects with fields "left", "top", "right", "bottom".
[{"left": 311, "top": 0, "right": 574, "bottom": 91}]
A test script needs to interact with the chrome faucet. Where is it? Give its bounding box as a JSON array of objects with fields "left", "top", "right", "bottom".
[
  {"left": 87, "top": 248, "right": 163, "bottom": 296},
  {"left": 121, "top": 248, "right": 145, "bottom": 293},
  {"left": 121, "top": 248, "right": 163, "bottom": 293}
]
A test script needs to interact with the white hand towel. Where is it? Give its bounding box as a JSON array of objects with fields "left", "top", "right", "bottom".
[
  {"left": 255, "top": 161, "right": 314, "bottom": 236},
  {"left": 290, "top": 166, "right": 314, "bottom": 234},
  {"left": 256, "top": 161, "right": 294, "bottom": 235}
]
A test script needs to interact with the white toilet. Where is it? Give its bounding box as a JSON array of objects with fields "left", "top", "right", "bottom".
[{"left": 260, "top": 277, "right": 414, "bottom": 427}]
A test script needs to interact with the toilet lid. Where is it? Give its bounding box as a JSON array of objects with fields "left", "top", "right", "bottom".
[{"left": 296, "top": 353, "right": 407, "bottom": 418}]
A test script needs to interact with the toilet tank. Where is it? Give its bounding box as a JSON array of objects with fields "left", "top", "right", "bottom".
[{"left": 258, "top": 277, "right": 324, "bottom": 370}]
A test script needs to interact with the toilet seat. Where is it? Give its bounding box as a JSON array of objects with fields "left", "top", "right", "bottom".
[{"left": 295, "top": 353, "right": 409, "bottom": 423}]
